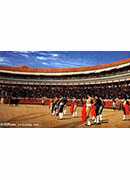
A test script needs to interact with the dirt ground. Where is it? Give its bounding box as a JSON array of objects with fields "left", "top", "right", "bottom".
[{"left": 0, "top": 104, "right": 130, "bottom": 128}]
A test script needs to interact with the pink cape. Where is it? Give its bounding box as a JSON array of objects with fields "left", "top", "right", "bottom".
[
  {"left": 81, "top": 103, "right": 87, "bottom": 123},
  {"left": 124, "top": 104, "right": 130, "bottom": 115},
  {"left": 91, "top": 104, "right": 96, "bottom": 118}
]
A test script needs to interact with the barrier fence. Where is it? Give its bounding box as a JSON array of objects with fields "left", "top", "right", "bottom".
[{"left": 1, "top": 97, "right": 126, "bottom": 110}]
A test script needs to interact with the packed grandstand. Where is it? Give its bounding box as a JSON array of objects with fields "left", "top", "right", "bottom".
[{"left": 0, "top": 58, "right": 130, "bottom": 105}]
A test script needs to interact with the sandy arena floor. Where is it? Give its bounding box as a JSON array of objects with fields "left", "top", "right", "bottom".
[{"left": 0, "top": 104, "right": 130, "bottom": 128}]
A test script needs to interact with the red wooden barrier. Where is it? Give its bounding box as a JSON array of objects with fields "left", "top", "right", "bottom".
[{"left": 3, "top": 98, "right": 127, "bottom": 110}]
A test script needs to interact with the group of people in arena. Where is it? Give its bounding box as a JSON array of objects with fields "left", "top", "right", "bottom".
[
  {"left": 81, "top": 95, "right": 104, "bottom": 126},
  {"left": 49, "top": 97, "right": 68, "bottom": 120},
  {"left": 49, "top": 97, "right": 79, "bottom": 120},
  {"left": 48, "top": 95, "right": 105, "bottom": 126},
  {"left": 47, "top": 94, "right": 130, "bottom": 126}
]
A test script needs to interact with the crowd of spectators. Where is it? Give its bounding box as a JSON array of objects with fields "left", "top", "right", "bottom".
[{"left": 0, "top": 81, "right": 130, "bottom": 100}]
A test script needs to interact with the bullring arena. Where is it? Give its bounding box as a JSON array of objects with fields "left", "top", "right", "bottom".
[{"left": 0, "top": 58, "right": 130, "bottom": 128}]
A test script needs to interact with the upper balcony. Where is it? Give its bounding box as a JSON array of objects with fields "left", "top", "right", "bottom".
[{"left": 0, "top": 58, "right": 130, "bottom": 85}]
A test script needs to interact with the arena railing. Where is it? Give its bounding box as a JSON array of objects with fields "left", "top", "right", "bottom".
[{"left": 1, "top": 97, "right": 127, "bottom": 110}]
